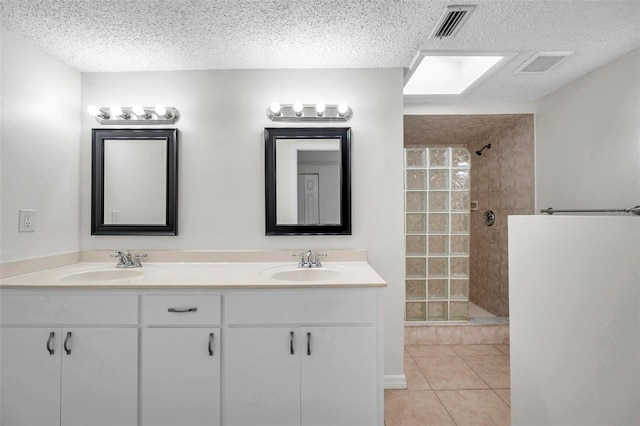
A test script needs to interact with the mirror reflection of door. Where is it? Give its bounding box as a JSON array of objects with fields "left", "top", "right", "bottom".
[
  {"left": 276, "top": 139, "right": 341, "bottom": 225},
  {"left": 297, "top": 174, "right": 319, "bottom": 224}
]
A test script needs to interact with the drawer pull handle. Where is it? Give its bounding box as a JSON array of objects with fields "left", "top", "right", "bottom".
[
  {"left": 46, "top": 332, "right": 55, "bottom": 355},
  {"left": 167, "top": 307, "right": 198, "bottom": 313},
  {"left": 64, "top": 332, "right": 72, "bottom": 355},
  {"left": 208, "top": 332, "right": 214, "bottom": 356},
  {"left": 290, "top": 331, "right": 294, "bottom": 355},
  {"left": 307, "top": 332, "right": 311, "bottom": 356}
]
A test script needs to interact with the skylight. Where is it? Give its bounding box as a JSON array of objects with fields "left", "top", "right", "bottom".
[{"left": 404, "top": 55, "right": 504, "bottom": 96}]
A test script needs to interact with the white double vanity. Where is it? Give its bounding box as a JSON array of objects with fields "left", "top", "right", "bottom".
[{"left": 0, "top": 251, "right": 386, "bottom": 426}]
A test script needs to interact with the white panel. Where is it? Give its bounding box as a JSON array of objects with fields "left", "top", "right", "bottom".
[
  {"left": 1, "top": 295, "right": 138, "bottom": 325},
  {"left": 61, "top": 328, "right": 138, "bottom": 426},
  {"left": 225, "top": 291, "right": 377, "bottom": 324},
  {"left": 143, "top": 295, "right": 221, "bottom": 325},
  {"left": 509, "top": 216, "right": 640, "bottom": 425},
  {"left": 0, "top": 328, "right": 61, "bottom": 426},
  {"left": 223, "top": 327, "right": 300, "bottom": 426},
  {"left": 301, "top": 327, "right": 378, "bottom": 426},
  {"left": 142, "top": 328, "right": 220, "bottom": 426}
]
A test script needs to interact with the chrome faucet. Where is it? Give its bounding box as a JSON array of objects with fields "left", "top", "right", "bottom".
[
  {"left": 293, "top": 250, "right": 327, "bottom": 268},
  {"left": 111, "top": 251, "right": 146, "bottom": 268}
]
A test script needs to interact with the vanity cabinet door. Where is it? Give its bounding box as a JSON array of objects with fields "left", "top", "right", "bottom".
[
  {"left": 223, "top": 327, "right": 301, "bottom": 426},
  {"left": 60, "top": 328, "right": 138, "bottom": 426},
  {"left": 300, "top": 326, "right": 378, "bottom": 426},
  {"left": 0, "top": 328, "right": 62, "bottom": 426},
  {"left": 142, "top": 328, "right": 221, "bottom": 426}
]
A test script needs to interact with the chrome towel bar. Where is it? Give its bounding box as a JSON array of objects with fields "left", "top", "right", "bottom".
[{"left": 540, "top": 206, "right": 640, "bottom": 216}]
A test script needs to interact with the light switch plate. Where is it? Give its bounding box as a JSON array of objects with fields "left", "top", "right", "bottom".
[{"left": 18, "top": 209, "right": 36, "bottom": 232}]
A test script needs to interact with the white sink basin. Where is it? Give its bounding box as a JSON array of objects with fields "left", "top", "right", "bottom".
[
  {"left": 270, "top": 268, "right": 340, "bottom": 282},
  {"left": 60, "top": 269, "right": 144, "bottom": 282}
]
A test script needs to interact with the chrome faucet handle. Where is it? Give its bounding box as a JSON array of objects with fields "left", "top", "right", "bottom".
[
  {"left": 292, "top": 253, "right": 305, "bottom": 267},
  {"left": 134, "top": 253, "right": 148, "bottom": 267},
  {"left": 313, "top": 253, "right": 327, "bottom": 267}
]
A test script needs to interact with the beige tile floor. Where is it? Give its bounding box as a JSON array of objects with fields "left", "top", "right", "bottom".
[{"left": 385, "top": 344, "right": 511, "bottom": 426}]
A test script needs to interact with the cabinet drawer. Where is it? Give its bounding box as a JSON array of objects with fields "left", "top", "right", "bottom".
[
  {"left": 143, "top": 295, "right": 221, "bottom": 325},
  {"left": 225, "top": 291, "right": 377, "bottom": 324},
  {"left": 0, "top": 295, "right": 138, "bottom": 325}
]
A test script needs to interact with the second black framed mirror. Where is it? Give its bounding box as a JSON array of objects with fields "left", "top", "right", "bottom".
[{"left": 265, "top": 127, "right": 351, "bottom": 235}]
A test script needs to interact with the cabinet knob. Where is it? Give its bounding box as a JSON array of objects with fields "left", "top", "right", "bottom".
[
  {"left": 208, "top": 332, "right": 214, "bottom": 356},
  {"left": 307, "top": 332, "right": 311, "bottom": 356},
  {"left": 290, "top": 331, "right": 294, "bottom": 355},
  {"left": 46, "top": 331, "right": 55, "bottom": 355},
  {"left": 64, "top": 331, "right": 72, "bottom": 355}
]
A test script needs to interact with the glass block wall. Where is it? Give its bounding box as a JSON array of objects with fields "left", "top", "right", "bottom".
[{"left": 405, "top": 147, "right": 471, "bottom": 321}]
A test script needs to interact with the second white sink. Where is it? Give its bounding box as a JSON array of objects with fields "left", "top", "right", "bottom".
[
  {"left": 269, "top": 268, "right": 340, "bottom": 282},
  {"left": 60, "top": 269, "right": 144, "bottom": 282}
]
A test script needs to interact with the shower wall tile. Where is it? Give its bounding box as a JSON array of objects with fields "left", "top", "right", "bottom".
[
  {"left": 451, "top": 213, "right": 470, "bottom": 233},
  {"left": 428, "top": 214, "right": 449, "bottom": 233},
  {"left": 450, "top": 257, "right": 469, "bottom": 277},
  {"left": 406, "top": 235, "right": 426, "bottom": 255},
  {"left": 468, "top": 115, "right": 534, "bottom": 318},
  {"left": 406, "top": 213, "right": 426, "bottom": 233},
  {"left": 429, "top": 170, "right": 449, "bottom": 189},
  {"left": 451, "top": 279, "right": 469, "bottom": 299},
  {"left": 429, "top": 148, "right": 449, "bottom": 167},
  {"left": 406, "top": 279, "right": 427, "bottom": 300},
  {"left": 428, "top": 301, "right": 448, "bottom": 321},
  {"left": 428, "top": 257, "right": 448, "bottom": 278},
  {"left": 407, "top": 257, "right": 427, "bottom": 278},
  {"left": 451, "top": 192, "right": 470, "bottom": 211},
  {"left": 450, "top": 301, "right": 469, "bottom": 320},
  {"left": 406, "top": 149, "right": 426, "bottom": 167},
  {"left": 428, "top": 235, "right": 449, "bottom": 255},
  {"left": 406, "top": 191, "right": 427, "bottom": 212},
  {"left": 450, "top": 235, "right": 470, "bottom": 255},
  {"left": 452, "top": 148, "right": 471, "bottom": 167},
  {"left": 429, "top": 191, "right": 448, "bottom": 211},
  {"left": 428, "top": 279, "right": 448, "bottom": 299},
  {"left": 406, "top": 170, "right": 427, "bottom": 189},
  {"left": 451, "top": 170, "right": 470, "bottom": 189},
  {"left": 406, "top": 302, "right": 426, "bottom": 321}
]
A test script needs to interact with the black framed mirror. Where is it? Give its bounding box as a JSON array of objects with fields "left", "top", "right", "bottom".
[
  {"left": 265, "top": 127, "right": 351, "bottom": 235},
  {"left": 91, "top": 128, "right": 178, "bottom": 235}
]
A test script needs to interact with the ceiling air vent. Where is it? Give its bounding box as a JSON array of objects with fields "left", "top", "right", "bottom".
[
  {"left": 429, "top": 5, "right": 476, "bottom": 39},
  {"left": 515, "top": 51, "right": 574, "bottom": 73}
]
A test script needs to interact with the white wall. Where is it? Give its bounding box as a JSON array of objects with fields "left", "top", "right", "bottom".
[
  {"left": 0, "top": 27, "right": 81, "bottom": 261},
  {"left": 536, "top": 49, "right": 640, "bottom": 211},
  {"left": 509, "top": 216, "right": 640, "bottom": 425},
  {"left": 81, "top": 68, "right": 406, "bottom": 378}
]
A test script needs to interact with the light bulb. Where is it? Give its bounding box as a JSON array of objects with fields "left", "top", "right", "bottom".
[
  {"left": 155, "top": 105, "right": 167, "bottom": 116},
  {"left": 293, "top": 102, "right": 304, "bottom": 115},
  {"left": 269, "top": 102, "right": 281, "bottom": 115},
  {"left": 337, "top": 102, "right": 349, "bottom": 115},
  {"left": 315, "top": 103, "right": 326, "bottom": 116},
  {"left": 110, "top": 105, "right": 123, "bottom": 117},
  {"left": 87, "top": 105, "right": 101, "bottom": 116},
  {"left": 132, "top": 105, "right": 145, "bottom": 116}
]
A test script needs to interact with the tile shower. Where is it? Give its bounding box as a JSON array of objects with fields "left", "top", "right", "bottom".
[
  {"left": 404, "top": 115, "right": 535, "bottom": 321},
  {"left": 405, "top": 147, "right": 471, "bottom": 321}
]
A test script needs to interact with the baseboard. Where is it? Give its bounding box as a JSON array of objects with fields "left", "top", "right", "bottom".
[{"left": 384, "top": 374, "right": 407, "bottom": 390}]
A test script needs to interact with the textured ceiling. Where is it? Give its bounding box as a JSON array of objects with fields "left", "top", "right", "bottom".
[
  {"left": 1, "top": 0, "right": 639, "bottom": 102},
  {"left": 404, "top": 114, "right": 527, "bottom": 146}
]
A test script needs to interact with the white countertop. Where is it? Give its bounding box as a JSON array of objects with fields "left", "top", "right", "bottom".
[{"left": 0, "top": 261, "right": 387, "bottom": 289}]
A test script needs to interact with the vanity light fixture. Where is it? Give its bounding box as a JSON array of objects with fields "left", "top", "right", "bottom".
[
  {"left": 87, "top": 105, "right": 180, "bottom": 125},
  {"left": 266, "top": 102, "right": 352, "bottom": 122}
]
